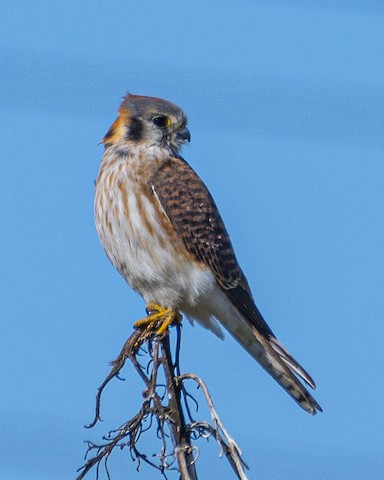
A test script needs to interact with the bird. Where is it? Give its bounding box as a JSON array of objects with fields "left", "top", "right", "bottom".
[{"left": 94, "top": 93, "right": 321, "bottom": 415}]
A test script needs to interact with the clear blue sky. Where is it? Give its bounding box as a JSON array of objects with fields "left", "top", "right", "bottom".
[{"left": 1, "top": 1, "right": 384, "bottom": 479}]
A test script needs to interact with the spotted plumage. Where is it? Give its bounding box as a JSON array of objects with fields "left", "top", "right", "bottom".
[{"left": 94, "top": 93, "right": 321, "bottom": 414}]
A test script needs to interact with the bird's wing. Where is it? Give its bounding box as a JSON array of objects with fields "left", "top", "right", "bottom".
[
  {"left": 150, "top": 156, "right": 321, "bottom": 414},
  {"left": 150, "top": 156, "right": 271, "bottom": 333}
]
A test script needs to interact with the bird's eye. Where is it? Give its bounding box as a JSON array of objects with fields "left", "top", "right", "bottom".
[{"left": 152, "top": 116, "right": 170, "bottom": 128}]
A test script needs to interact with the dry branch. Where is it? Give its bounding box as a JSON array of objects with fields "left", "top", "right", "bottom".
[{"left": 77, "top": 319, "right": 248, "bottom": 480}]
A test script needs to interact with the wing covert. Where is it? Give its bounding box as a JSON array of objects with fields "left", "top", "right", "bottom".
[
  {"left": 150, "top": 156, "right": 241, "bottom": 289},
  {"left": 150, "top": 156, "right": 275, "bottom": 338}
]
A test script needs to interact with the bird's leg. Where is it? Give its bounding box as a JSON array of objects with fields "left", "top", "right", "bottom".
[
  {"left": 134, "top": 303, "right": 182, "bottom": 335},
  {"left": 156, "top": 308, "right": 181, "bottom": 334}
]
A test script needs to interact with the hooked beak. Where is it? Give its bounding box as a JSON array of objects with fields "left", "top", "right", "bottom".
[{"left": 177, "top": 126, "right": 191, "bottom": 143}]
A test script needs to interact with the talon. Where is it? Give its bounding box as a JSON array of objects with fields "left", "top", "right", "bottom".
[
  {"left": 134, "top": 306, "right": 171, "bottom": 328},
  {"left": 134, "top": 304, "right": 182, "bottom": 335},
  {"left": 145, "top": 302, "right": 163, "bottom": 316}
]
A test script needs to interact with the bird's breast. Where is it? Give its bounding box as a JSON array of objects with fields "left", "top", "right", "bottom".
[{"left": 94, "top": 150, "right": 215, "bottom": 308}]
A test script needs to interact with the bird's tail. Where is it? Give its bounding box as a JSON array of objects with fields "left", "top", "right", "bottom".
[{"left": 221, "top": 308, "right": 322, "bottom": 414}]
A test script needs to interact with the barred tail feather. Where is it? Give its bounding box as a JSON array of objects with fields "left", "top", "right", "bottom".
[
  {"left": 235, "top": 325, "right": 321, "bottom": 414},
  {"left": 210, "top": 290, "right": 322, "bottom": 414},
  {"left": 269, "top": 336, "right": 316, "bottom": 389},
  {"left": 248, "top": 327, "right": 322, "bottom": 414}
]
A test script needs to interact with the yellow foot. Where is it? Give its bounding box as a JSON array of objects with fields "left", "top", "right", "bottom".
[{"left": 134, "top": 303, "right": 181, "bottom": 335}]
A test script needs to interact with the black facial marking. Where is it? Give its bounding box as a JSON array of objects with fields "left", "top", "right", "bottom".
[
  {"left": 127, "top": 117, "right": 143, "bottom": 142},
  {"left": 115, "top": 147, "right": 127, "bottom": 158},
  {"left": 103, "top": 126, "right": 114, "bottom": 140}
]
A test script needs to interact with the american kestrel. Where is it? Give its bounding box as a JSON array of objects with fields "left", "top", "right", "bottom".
[{"left": 94, "top": 94, "right": 321, "bottom": 414}]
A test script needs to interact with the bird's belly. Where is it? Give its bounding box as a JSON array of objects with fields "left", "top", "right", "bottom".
[{"left": 95, "top": 182, "right": 215, "bottom": 308}]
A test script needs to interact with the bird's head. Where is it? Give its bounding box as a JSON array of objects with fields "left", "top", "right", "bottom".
[{"left": 102, "top": 94, "right": 191, "bottom": 155}]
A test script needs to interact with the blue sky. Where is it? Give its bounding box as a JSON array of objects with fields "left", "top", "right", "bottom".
[{"left": 1, "top": 1, "right": 384, "bottom": 479}]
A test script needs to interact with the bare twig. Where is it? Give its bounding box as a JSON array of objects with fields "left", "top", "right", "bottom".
[
  {"left": 178, "top": 374, "right": 249, "bottom": 480},
  {"left": 77, "top": 317, "right": 247, "bottom": 479},
  {"left": 85, "top": 329, "right": 143, "bottom": 429},
  {"left": 160, "top": 333, "right": 197, "bottom": 480}
]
